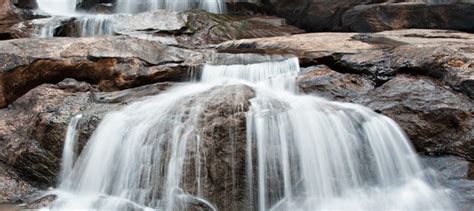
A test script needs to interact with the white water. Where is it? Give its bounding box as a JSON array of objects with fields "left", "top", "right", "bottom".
[
  {"left": 75, "top": 15, "right": 114, "bottom": 37},
  {"left": 59, "top": 114, "right": 83, "bottom": 185},
  {"left": 45, "top": 56, "right": 455, "bottom": 210},
  {"left": 37, "top": 0, "right": 78, "bottom": 16},
  {"left": 116, "top": 0, "right": 226, "bottom": 14}
]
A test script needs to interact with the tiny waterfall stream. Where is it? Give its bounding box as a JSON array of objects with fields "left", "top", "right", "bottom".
[{"left": 44, "top": 56, "right": 455, "bottom": 210}]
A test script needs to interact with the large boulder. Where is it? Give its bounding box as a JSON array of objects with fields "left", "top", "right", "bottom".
[
  {"left": 297, "top": 65, "right": 374, "bottom": 101},
  {"left": 176, "top": 85, "right": 255, "bottom": 210},
  {"left": 356, "top": 75, "right": 473, "bottom": 160},
  {"left": 0, "top": 35, "right": 204, "bottom": 108}
]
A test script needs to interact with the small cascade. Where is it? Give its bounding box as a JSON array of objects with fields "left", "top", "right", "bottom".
[
  {"left": 116, "top": 0, "right": 227, "bottom": 14},
  {"left": 75, "top": 15, "right": 114, "bottom": 37},
  {"left": 60, "top": 114, "right": 83, "bottom": 185},
  {"left": 199, "top": 0, "right": 227, "bottom": 14},
  {"left": 45, "top": 55, "right": 455, "bottom": 210},
  {"left": 32, "top": 18, "right": 60, "bottom": 38}
]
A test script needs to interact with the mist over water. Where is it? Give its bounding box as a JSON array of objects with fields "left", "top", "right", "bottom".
[{"left": 44, "top": 56, "right": 455, "bottom": 210}]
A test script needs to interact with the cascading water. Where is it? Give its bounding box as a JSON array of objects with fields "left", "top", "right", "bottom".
[
  {"left": 37, "top": 0, "right": 78, "bottom": 16},
  {"left": 75, "top": 15, "right": 114, "bottom": 37},
  {"left": 60, "top": 114, "right": 83, "bottom": 185},
  {"left": 45, "top": 55, "right": 455, "bottom": 210},
  {"left": 116, "top": 0, "right": 226, "bottom": 14}
]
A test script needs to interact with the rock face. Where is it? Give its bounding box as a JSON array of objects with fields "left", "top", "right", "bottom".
[
  {"left": 357, "top": 75, "right": 473, "bottom": 160},
  {"left": 0, "top": 163, "right": 38, "bottom": 204},
  {"left": 342, "top": 2, "right": 474, "bottom": 32},
  {"left": 262, "top": 0, "right": 474, "bottom": 32},
  {"left": 0, "top": 36, "right": 204, "bottom": 108}
]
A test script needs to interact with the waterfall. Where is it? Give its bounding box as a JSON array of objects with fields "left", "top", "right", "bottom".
[
  {"left": 75, "top": 15, "right": 114, "bottom": 37},
  {"left": 59, "top": 114, "right": 83, "bottom": 185},
  {"left": 37, "top": 0, "right": 78, "bottom": 16},
  {"left": 45, "top": 55, "right": 455, "bottom": 210},
  {"left": 116, "top": 0, "right": 227, "bottom": 14}
]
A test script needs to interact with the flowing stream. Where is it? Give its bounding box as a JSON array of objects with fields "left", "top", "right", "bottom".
[{"left": 45, "top": 56, "right": 455, "bottom": 210}]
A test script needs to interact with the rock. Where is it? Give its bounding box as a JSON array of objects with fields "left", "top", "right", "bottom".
[
  {"left": 422, "top": 156, "right": 474, "bottom": 210},
  {"left": 76, "top": 0, "right": 114, "bottom": 12},
  {"left": 177, "top": 85, "right": 256, "bottom": 211},
  {"left": 23, "top": 195, "right": 57, "bottom": 209},
  {"left": 0, "top": 79, "right": 172, "bottom": 189},
  {"left": 218, "top": 29, "right": 474, "bottom": 160},
  {"left": 262, "top": 0, "right": 363, "bottom": 32},
  {"left": 113, "top": 10, "right": 304, "bottom": 47},
  {"left": 342, "top": 2, "right": 474, "bottom": 32},
  {"left": 217, "top": 32, "right": 376, "bottom": 59},
  {"left": 297, "top": 65, "right": 374, "bottom": 101},
  {"left": 0, "top": 163, "right": 38, "bottom": 204},
  {"left": 262, "top": 0, "right": 474, "bottom": 33},
  {"left": 0, "top": 0, "right": 37, "bottom": 39},
  {"left": 112, "top": 10, "right": 188, "bottom": 35},
  {"left": 0, "top": 36, "right": 204, "bottom": 108},
  {"left": 13, "top": 0, "right": 38, "bottom": 9},
  {"left": 357, "top": 75, "right": 474, "bottom": 161},
  {"left": 219, "top": 29, "right": 474, "bottom": 98},
  {"left": 335, "top": 41, "right": 474, "bottom": 96}
]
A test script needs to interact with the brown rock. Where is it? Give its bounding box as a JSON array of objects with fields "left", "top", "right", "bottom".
[
  {"left": 179, "top": 85, "right": 255, "bottom": 211},
  {"left": 0, "top": 36, "right": 204, "bottom": 108},
  {"left": 297, "top": 65, "right": 374, "bottom": 101},
  {"left": 356, "top": 75, "right": 474, "bottom": 161},
  {"left": 0, "top": 163, "right": 38, "bottom": 204},
  {"left": 0, "top": 78, "right": 171, "bottom": 189},
  {"left": 342, "top": 2, "right": 474, "bottom": 32}
]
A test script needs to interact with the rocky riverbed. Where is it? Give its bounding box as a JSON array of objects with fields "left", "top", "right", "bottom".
[{"left": 0, "top": 0, "right": 473, "bottom": 209}]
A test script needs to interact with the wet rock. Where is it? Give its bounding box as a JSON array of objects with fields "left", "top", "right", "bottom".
[
  {"left": 0, "top": 36, "right": 204, "bottom": 108},
  {"left": 357, "top": 75, "right": 474, "bottom": 161},
  {"left": 23, "top": 194, "right": 57, "bottom": 209},
  {"left": 297, "top": 65, "right": 374, "bottom": 101},
  {"left": 422, "top": 156, "right": 474, "bottom": 210},
  {"left": 178, "top": 85, "right": 256, "bottom": 210}
]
